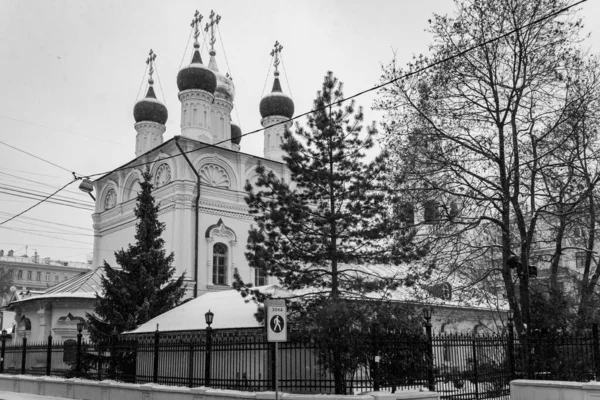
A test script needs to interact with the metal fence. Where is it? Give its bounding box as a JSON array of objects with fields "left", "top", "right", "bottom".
[{"left": 3, "top": 325, "right": 600, "bottom": 400}]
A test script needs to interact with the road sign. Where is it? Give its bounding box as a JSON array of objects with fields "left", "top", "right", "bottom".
[{"left": 265, "top": 299, "right": 287, "bottom": 342}]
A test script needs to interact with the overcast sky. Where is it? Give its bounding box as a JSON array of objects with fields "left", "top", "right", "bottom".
[{"left": 0, "top": 0, "right": 599, "bottom": 263}]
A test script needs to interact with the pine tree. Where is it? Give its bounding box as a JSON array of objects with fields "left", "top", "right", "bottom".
[{"left": 87, "top": 170, "right": 186, "bottom": 343}]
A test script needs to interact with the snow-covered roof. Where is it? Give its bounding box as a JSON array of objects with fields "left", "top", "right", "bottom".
[
  {"left": 126, "top": 285, "right": 287, "bottom": 334},
  {"left": 7, "top": 267, "right": 102, "bottom": 307}
]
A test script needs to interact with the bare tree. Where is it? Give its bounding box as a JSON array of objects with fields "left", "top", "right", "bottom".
[{"left": 375, "top": 0, "right": 600, "bottom": 334}]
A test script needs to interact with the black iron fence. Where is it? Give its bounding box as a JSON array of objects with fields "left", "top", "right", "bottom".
[{"left": 2, "top": 325, "right": 600, "bottom": 400}]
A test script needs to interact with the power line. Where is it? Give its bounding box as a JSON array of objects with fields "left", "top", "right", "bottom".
[
  {"left": 0, "top": 180, "right": 78, "bottom": 226},
  {"left": 0, "top": 182, "right": 92, "bottom": 206},
  {"left": 0, "top": 226, "right": 94, "bottom": 245},
  {"left": 0, "top": 139, "right": 74, "bottom": 174},
  {"left": 0, "top": 115, "right": 127, "bottom": 146},
  {"left": 0, "top": 187, "right": 94, "bottom": 211},
  {"left": 0, "top": 211, "right": 91, "bottom": 231},
  {"left": 84, "top": 0, "right": 587, "bottom": 181},
  {"left": 0, "top": 171, "right": 89, "bottom": 198}
]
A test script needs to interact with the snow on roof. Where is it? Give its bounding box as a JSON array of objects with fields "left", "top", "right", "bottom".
[
  {"left": 126, "top": 285, "right": 286, "bottom": 334},
  {"left": 8, "top": 267, "right": 103, "bottom": 307}
]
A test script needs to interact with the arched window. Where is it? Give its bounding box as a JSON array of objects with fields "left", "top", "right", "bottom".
[
  {"left": 255, "top": 268, "right": 266, "bottom": 286},
  {"left": 213, "top": 243, "right": 228, "bottom": 285},
  {"left": 394, "top": 201, "right": 415, "bottom": 226},
  {"left": 441, "top": 282, "right": 452, "bottom": 300}
]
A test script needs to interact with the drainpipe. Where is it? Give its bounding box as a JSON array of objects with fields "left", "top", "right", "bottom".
[{"left": 175, "top": 136, "right": 200, "bottom": 298}]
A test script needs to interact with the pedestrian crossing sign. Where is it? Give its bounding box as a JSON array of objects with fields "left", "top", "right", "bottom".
[{"left": 265, "top": 299, "right": 287, "bottom": 342}]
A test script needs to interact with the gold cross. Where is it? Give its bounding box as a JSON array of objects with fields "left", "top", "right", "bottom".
[
  {"left": 190, "top": 10, "right": 203, "bottom": 45},
  {"left": 204, "top": 10, "right": 221, "bottom": 53},
  {"left": 270, "top": 41, "right": 283, "bottom": 73}
]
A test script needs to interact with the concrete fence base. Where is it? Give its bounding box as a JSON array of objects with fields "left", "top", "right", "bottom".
[
  {"left": 511, "top": 379, "right": 600, "bottom": 400},
  {"left": 0, "top": 375, "right": 439, "bottom": 400}
]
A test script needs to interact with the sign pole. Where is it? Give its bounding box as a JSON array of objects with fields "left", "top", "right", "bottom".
[
  {"left": 265, "top": 299, "right": 287, "bottom": 399},
  {"left": 275, "top": 341, "right": 279, "bottom": 400}
]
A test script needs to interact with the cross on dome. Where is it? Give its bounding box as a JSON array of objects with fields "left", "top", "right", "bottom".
[
  {"left": 146, "top": 49, "right": 156, "bottom": 85},
  {"left": 204, "top": 10, "right": 221, "bottom": 56},
  {"left": 190, "top": 10, "right": 203, "bottom": 46},
  {"left": 270, "top": 41, "right": 283, "bottom": 76}
]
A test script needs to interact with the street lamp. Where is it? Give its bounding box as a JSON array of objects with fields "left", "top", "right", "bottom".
[
  {"left": 76, "top": 321, "right": 84, "bottom": 377},
  {"left": 205, "top": 310, "right": 214, "bottom": 387},
  {"left": 423, "top": 307, "right": 432, "bottom": 322},
  {"left": 77, "top": 322, "right": 84, "bottom": 333},
  {"left": 78, "top": 179, "right": 95, "bottom": 201},
  {"left": 507, "top": 309, "right": 514, "bottom": 325},
  {"left": 205, "top": 309, "right": 214, "bottom": 327}
]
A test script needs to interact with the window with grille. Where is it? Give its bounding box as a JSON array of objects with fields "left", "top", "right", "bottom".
[
  {"left": 17, "top": 270, "right": 23, "bottom": 279},
  {"left": 36, "top": 271, "right": 41, "bottom": 281},
  {"left": 27, "top": 271, "right": 32, "bottom": 280},
  {"left": 213, "top": 243, "right": 228, "bottom": 285}
]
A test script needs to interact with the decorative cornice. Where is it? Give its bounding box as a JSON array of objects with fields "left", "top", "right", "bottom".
[
  {"left": 134, "top": 121, "right": 166, "bottom": 133},
  {"left": 178, "top": 90, "right": 214, "bottom": 102},
  {"left": 212, "top": 97, "right": 233, "bottom": 110}
]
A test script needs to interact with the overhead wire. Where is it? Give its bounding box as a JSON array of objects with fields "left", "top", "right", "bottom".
[
  {"left": 82, "top": 0, "right": 588, "bottom": 181},
  {"left": 0, "top": 0, "right": 587, "bottom": 227},
  {"left": 0, "top": 211, "right": 91, "bottom": 232},
  {"left": 0, "top": 139, "right": 75, "bottom": 175},
  {"left": 280, "top": 53, "right": 294, "bottom": 100},
  {"left": 0, "top": 180, "right": 78, "bottom": 226},
  {"left": 217, "top": 24, "right": 242, "bottom": 128}
]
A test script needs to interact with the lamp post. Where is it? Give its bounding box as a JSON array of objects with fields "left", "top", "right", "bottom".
[
  {"left": 507, "top": 309, "right": 515, "bottom": 380},
  {"left": 0, "top": 329, "right": 7, "bottom": 373},
  {"left": 423, "top": 307, "right": 435, "bottom": 392},
  {"left": 205, "top": 310, "right": 214, "bottom": 388},
  {"left": 76, "top": 322, "right": 84, "bottom": 377}
]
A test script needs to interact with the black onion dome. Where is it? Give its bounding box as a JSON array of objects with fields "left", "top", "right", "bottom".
[
  {"left": 177, "top": 48, "right": 217, "bottom": 93},
  {"left": 259, "top": 77, "right": 294, "bottom": 119},
  {"left": 133, "top": 86, "right": 168, "bottom": 125},
  {"left": 231, "top": 123, "right": 242, "bottom": 145}
]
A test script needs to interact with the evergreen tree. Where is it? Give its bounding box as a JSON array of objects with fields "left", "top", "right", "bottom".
[
  {"left": 236, "top": 71, "right": 421, "bottom": 393},
  {"left": 87, "top": 170, "right": 186, "bottom": 343}
]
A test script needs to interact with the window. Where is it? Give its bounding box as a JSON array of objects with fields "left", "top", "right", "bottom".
[
  {"left": 36, "top": 271, "right": 41, "bottom": 281},
  {"left": 212, "top": 243, "right": 228, "bottom": 285},
  {"left": 441, "top": 283, "right": 452, "bottom": 300},
  {"left": 255, "top": 268, "right": 267, "bottom": 286},
  {"left": 394, "top": 201, "right": 415, "bottom": 226},
  {"left": 45, "top": 272, "right": 50, "bottom": 282},
  {"left": 27, "top": 271, "right": 32, "bottom": 280},
  {"left": 63, "top": 275, "right": 67, "bottom": 281},
  {"left": 576, "top": 251, "right": 586, "bottom": 269},
  {"left": 17, "top": 270, "right": 23, "bottom": 280},
  {"left": 424, "top": 201, "right": 439, "bottom": 223},
  {"left": 55, "top": 275, "right": 59, "bottom": 283}
]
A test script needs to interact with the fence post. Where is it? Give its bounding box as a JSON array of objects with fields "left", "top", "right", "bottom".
[
  {"left": 153, "top": 325, "right": 160, "bottom": 384},
  {"left": 188, "top": 341, "right": 194, "bottom": 388},
  {"left": 372, "top": 323, "right": 380, "bottom": 391},
  {"left": 593, "top": 324, "right": 600, "bottom": 381},
  {"left": 21, "top": 336, "right": 27, "bottom": 375},
  {"left": 423, "top": 308, "right": 435, "bottom": 392},
  {"left": 46, "top": 334, "right": 52, "bottom": 376},
  {"left": 0, "top": 330, "right": 7, "bottom": 374},
  {"left": 205, "top": 326, "right": 213, "bottom": 387},
  {"left": 472, "top": 337, "right": 479, "bottom": 400},
  {"left": 76, "top": 326, "right": 83, "bottom": 378},
  {"left": 110, "top": 328, "right": 118, "bottom": 381},
  {"left": 507, "top": 318, "right": 516, "bottom": 381},
  {"left": 270, "top": 341, "right": 276, "bottom": 391}
]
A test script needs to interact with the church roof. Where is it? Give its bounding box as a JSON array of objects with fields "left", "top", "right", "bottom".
[
  {"left": 126, "top": 285, "right": 286, "bottom": 334},
  {"left": 7, "top": 267, "right": 103, "bottom": 307}
]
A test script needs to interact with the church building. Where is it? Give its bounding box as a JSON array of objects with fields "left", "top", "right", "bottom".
[{"left": 89, "top": 12, "right": 294, "bottom": 299}]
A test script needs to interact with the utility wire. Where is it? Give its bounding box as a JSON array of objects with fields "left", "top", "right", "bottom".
[
  {"left": 0, "top": 189, "right": 94, "bottom": 211},
  {"left": 0, "top": 171, "right": 89, "bottom": 198},
  {"left": 136, "top": 63, "right": 149, "bottom": 102},
  {"left": 280, "top": 53, "right": 294, "bottom": 100},
  {"left": 0, "top": 180, "right": 77, "bottom": 226},
  {"left": 84, "top": 0, "right": 586, "bottom": 181},
  {"left": 0, "top": 140, "right": 75, "bottom": 175},
  {"left": 179, "top": 27, "right": 193, "bottom": 70},
  {"left": 0, "top": 211, "right": 91, "bottom": 231},
  {"left": 0, "top": 115, "right": 126, "bottom": 146}
]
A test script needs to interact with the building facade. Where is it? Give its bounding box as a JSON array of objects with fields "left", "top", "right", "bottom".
[{"left": 89, "top": 16, "right": 293, "bottom": 299}]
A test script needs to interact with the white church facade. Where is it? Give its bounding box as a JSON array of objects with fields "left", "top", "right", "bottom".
[{"left": 89, "top": 16, "right": 294, "bottom": 299}]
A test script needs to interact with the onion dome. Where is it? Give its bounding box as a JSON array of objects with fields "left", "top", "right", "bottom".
[
  {"left": 259, "top": 73, "right": 294, "bottom": 119},
  {"left": 208, "top": 53, "right": 235, "bottom": 102},
  {"left": 176, "top": 44, "right": 217, "bottom": 93},
  {"left": 134, "top": 84, "right": 168, "bottom": 125},
  {"left": 231, "top": 122, "right": 242, "bottom": 145}
]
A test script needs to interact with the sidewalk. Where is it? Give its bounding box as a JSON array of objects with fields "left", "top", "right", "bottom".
[{"left": 0, "top": 391, "right": 76, "bottom": 400}]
